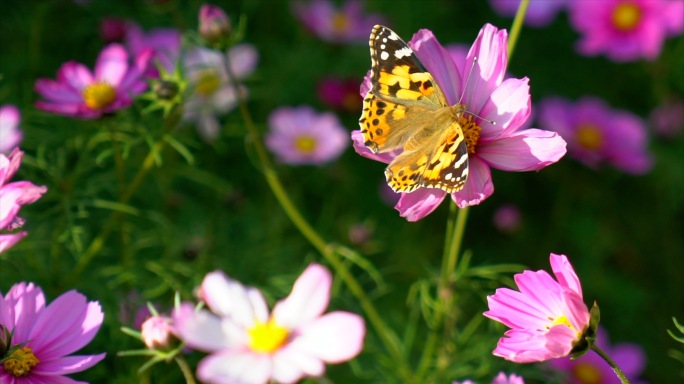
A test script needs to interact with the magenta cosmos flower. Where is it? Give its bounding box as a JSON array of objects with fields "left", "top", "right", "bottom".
[
  {"left": 174, "top": 263, "right": 365, "bottom": 384},
  {"left": 455, "top": 372, "right": 525, "bottom": 384},
  {"left": 199, "top": 4, "right": 232, "bottom": 44},
  {"left": 0, "top": 105, "right": 23, "bottom": 153},
  {"left": 0, "top": 149, "right": 47, "bottom": 253},
  {"left": 292, "top": 0, "right": 386, "bottom": 44},
  {"left": 0, "top": 282, "right": 105, "bottom": 383},
  {"left": 489, "top": 0, "right": 566, "bottom": 27},
  {"left": 35, "top": 44, "right": 151, "bottom": 119},
  {"left": 484, "top": 253, "right": 591, "bottom": 363},
  {"left": 538, "top": 96, "right": 653, "bottom": 174},
  {"left": 266, "top": 106, "right": 348, "bottom": 165},
  {"left": 317, "top": 76, "right": 363, "bottom": 113},
  {"left": 568, "top": 0, "right": 684, "bottom": 61},
  {"left": 353, "top": 24, "right": 566, "bottom": 221},
  {"left": 548, "top": 326, "right": 647, "bottom": 384}
]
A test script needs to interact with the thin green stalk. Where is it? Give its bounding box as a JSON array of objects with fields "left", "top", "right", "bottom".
[
  {"left": 175, "top": 356, "right": 197, "bottom": 384},
  {"left": 65, "top": 140, "right": 165, "bottom": 285},
  {"left": 508, "top": 0, "right": 529, "bottom": 61},
  {"left": 591, "top": 344, "right": 630, "bottom": 383},
  {"left": 224, "top": 51, "right": 414, "bottom": 382}
]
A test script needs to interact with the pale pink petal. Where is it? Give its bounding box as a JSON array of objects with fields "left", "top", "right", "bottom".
[
  {"left": 463, "top": 24, "right": 508, "bottom": 113},
  {"left": 409, "top": 29, "right": 463, "bottom": 104},
  {"left": 197, "top": 349, "right": 272, "bottom": 384},
  {"left": 273, "top": 264, "right": 331, "bottom": 328},
  {"left": 549, "top": 253, "right": 582, "bottom": 296},
  {"left": 95, "top": 44, "right": 129, "bottom": 86},
  {"left": 351, "top": 130, "right": 395, "bottom": 164},
  {"left": 228, "top": 44, "right": 259, "bottom": 79},
  {"left": 395, "top": 188, "right": 446, "bottom": 222},
  {"left": 451, "top": 156, "right": 493, "bottom": 208},
  {"left": 201, "top": 270, "right": 269, "bottom": 327},
  {"left": 173, "top": 308, "right": 235, "bottom": 352},
  {"left": 57, "top": 62, "right": 94, "bottom": 91},
  {"left": 34, "top": 79, "right": 83, "bottom": 103},
  {"left": 271, "top": 348, "right": 324, "bottom": 383},
  {"left": 287, "top": 312, "right": 365, "bottom": 363},
  {"left": 33, "top": 353, "right": 106, "bottom": 375},
  {"left": 477, "top": 129, "right": 567, "bottom": 172},
  {"left": 481, "top": 77, "right": 531, "bottom": 139},
  {"left": 0, "top": 105, "right": 20, "bottom": 128},
  {"left": 492, "top": 329, "right": 553, "bottom": 362},
  {"left": 545, "top": 324, "right": 578, "bottom": 357}
]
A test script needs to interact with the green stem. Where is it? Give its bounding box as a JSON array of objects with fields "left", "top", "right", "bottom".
[
  {"left": 175, "top": 356, "right": 197, "bottom": 384},
  {"left": 65, "top": 140, "right": 166, "bottom": 285},
  {"left": 224, "top": 51, "right": 414, "bottom": 382},
  {"left": 508, "top": 0, "right": 529, "bottom": 61},
  {"left": 591, "top": 344, "right": 631, "bottom": 384}
]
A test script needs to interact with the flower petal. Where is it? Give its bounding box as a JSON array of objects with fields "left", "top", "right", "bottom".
[
  {"left": 173, "top": 306, "right": 236, "bottom": 352},
  {"left": 273, "top": 264, "right": 331, "bottom": 328},
  {"left": 287, "top": 311, "right": 365, "bottom": 363},
  {"left": 477, "top": 129, "right": 567, "bottom": 172},
  {"left": 480, "top": 77, "right": 531, "bottom": 139},
  {"left": 95, "top": 44, "right": 129, "bottom": 86},
  {"left": 550, "top": 253, "right": 582, "bottom": 296},
  {"left": 0, "top": 232, "right": 27, "bottom": 253},
  {"left": 409, "top": 29, "right": 462, "bottom": 105},
  {"left": 34, "top": 353, "right": 106, "bottom": 375},
  {"left": 351, "top": 130, "right": 395, "bottom": 164},
  {"left": 34, "top": 79, "right": 83, "bottom": 103},
  {"left": 201, "top": 271, "right": 269, "bottom": 327},
  {"left": 451, "top": 156, "right": 493, "bottom": 208},
  {"left": 197, "top": 349, "right": 272, "bottom": 384},
  {"left": 395, "top": 188, "right": 446, "bottom": 222},
  {"left": 57, "top": 62, "right": 94, "bottom": 91}
]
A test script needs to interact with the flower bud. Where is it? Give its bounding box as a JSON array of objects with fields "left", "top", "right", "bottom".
[
  {"left": 141, "top": 315, "right": 174, "bottom": 349},
  {"left": 199, "top": 4, "right": 231, "bottom": 45},
  {"left": 153, "top": 80, "right": 180, "bottom": 100}
]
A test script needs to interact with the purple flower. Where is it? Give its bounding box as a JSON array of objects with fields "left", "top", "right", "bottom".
[
  {"left": 489, "top": 0, "right": 566, "bottom": 27},
  {"left": 317, "top": 76, "right": 363, "bottom": 113},
  {"left": 183, "top": 45, "right": 258, "bottom": 141},
  {"left": 35, "top": 44, "right": 152, "bottom": 119},
  {"left": 0, "top": 105, "right": 23, "bottom": 153},
  {"left": 293, "top": 0, "right": 386, "bottom": 44},
  {"left": 0, "top": 149, "right": 47, "bottom": 253},
  {"left": 538, "top": 96, "right": 653, "bottom": 174},
  {"left": 548, "top": 326, "right": 647, "bottom": 384},
  {"left": 649, "top": 96, "right": 684, "bottom": 138},
  {"left": 484, "top": 254, "right": 591, "bottom": 363},
  {"left": 353, "top": 24, "right": 566, "bottom": 221},
  {"left": 0, "top": 282, "right": 105, "bottom": 383},
  {"left": 493, "top": 203, "right": 521, "bottom": 234},
  {"left": 568, "top": 0, "right": 684, "bottom": 62},
  {"left": 125, "top": 23, "right": 181, "bottom": 75},
  {"left": 174, "top": 264, "right": 365, "bottom": 384},
  {"left": 266, "top": 106, "right": 349, "bottom": 165}
]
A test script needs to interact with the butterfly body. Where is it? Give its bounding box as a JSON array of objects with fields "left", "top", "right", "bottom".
[{"left": 359, "top": 25, "right": 469, "bottom": 193}]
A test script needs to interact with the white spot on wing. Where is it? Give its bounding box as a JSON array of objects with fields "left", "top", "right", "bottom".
[
  {"left": 394, "top": 47, "right": 412, "bottom": 59},
  {"left": 380, "top": 51, "right": 389, "bottom": 60}
]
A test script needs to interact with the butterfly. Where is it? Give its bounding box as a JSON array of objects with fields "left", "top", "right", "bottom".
[{"left": 359, "top": 25, "right": 469, "bottom": 194}]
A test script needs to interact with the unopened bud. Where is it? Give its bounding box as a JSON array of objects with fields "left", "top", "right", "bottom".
[
  {"left": 153, "top": 80, "right": 180, "bottom": 100},
  {"left": 141, "top": 315, "right": 174, "bottom": 349},
  {"left": 199, "top": 4, "right": 231, "bottom": 45}
]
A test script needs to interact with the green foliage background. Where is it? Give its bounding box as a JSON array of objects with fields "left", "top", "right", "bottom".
[{"left": 1, "top": 0, "right": 683, "bottom": 382}]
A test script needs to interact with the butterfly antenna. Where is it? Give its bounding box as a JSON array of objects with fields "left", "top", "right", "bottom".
[{"left": 458, "top": 56, "right": 496, "bottom": 125}]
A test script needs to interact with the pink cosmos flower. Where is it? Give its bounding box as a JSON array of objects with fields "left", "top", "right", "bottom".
[
  {"left": 182, "top": 45, "right": 258, "bottom": 141},
  {"left": 454, "top": 372, "right": 525, "bottom": 384},
  {"left": 35, "top": 44, "right": 151, "bottom": 119},
  {"left": 489, "top": 0, "right": 566, "bottom": 27},
  {"left": 538, "top": 96, "right": 653, "bottom": 174},
  {"left": 353, "top": 24, "right": 567, "bottom": 221},
  {"left": 484, "top": 253, "right": 591, "bottom": 363},
  {"left": 317, "top": 77, "right": 363, "bottom": 113},
  {"left": 0, "top": 105, "right": 23, "bottom": 153},
  {"left": 266, "top": 106, "right": 349, "bottom": 165},
  {"left": 568, "top": 0, "right": 684, "bottom": 61},
  {"left": 548, "top": 326, "right": 647, "bottom": 384},
  {"left": 0, "top": 282, "right": 105, "bottom": 383},
  {"left": 174, "top": 263, "right": 365, "bottom": 384},
  {"left": 125, "top": 24, "right": 181, "bottom": 75},
  {"left": 0, "top": 148, "right": 47, "bottom": 253},
  {"left": 292, "top": 0, "right": 386, "bottom": 44}
]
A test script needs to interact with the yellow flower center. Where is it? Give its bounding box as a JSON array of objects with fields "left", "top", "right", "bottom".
[
  {"left": 459, "top": 114, "right": 482, "bottom": 154},
  {"left": 82, "top": 82, "right": 117, "bottom": 110},
  {"left": 576, "top": 123, "right": 603, "bottom": 151},
  {"left": 572, "top": 362, "right": 603, "bottom": 384},
  {"left": 294, "top": 135, "right": 317, "bottom": 153},
  {"left": 247, "top": 318, "right": 289, "bottom": 353},
  {"left": 332, "top": 12, "right": 349, "bottom": 33},
  {"left": 548, "top": 314, "right": 573, "bottom": 329},
  {"left": 195, "top": 71, "right": 222, "bottom": 96},
  {"left": 3, "top": 346, "right": 40, "bottom": 377},
  {"left": 612, "top": 2, "right": 642, "bottom": 31}
]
